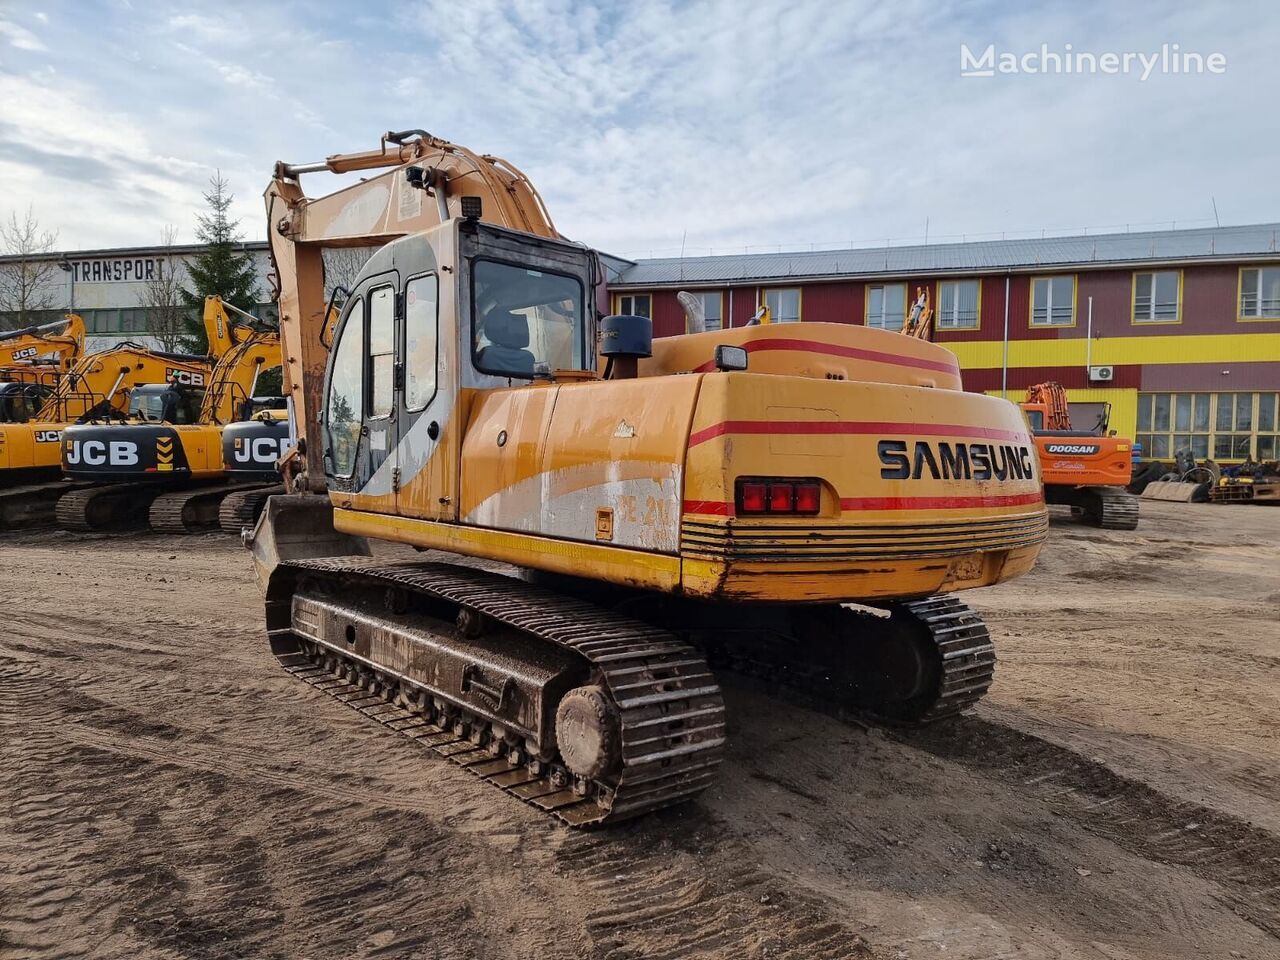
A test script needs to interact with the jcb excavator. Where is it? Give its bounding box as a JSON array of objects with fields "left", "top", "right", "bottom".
[
  {"left": 245, "top": 129, "right": 1048, "bottom": 826},
  {"left": 57, "top": 297, "right": 282, "bottom": 532},
  {"left": 0, "top": 343, "right": 213, "bottom": 527},
  {"left": 1021, "top": 382, "right": 1138, "bottom": 529},
  {"left": 0, "top": 315, "right": 87, "bottom": 419},
  {"left": 0, "top": 314, "right": 85, "bottom": 375}
]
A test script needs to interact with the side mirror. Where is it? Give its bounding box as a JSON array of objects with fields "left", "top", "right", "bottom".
[{"left": 714, "top": 345, "right": 748, "bottom": 372}]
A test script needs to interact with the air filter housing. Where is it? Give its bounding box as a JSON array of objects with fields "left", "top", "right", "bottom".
[{"left": 599, "top": 314, "right": 653, "bottom": 358}]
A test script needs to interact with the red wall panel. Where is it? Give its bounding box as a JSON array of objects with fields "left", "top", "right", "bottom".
[
  {"left": 963, "top": 363, "right": 1141, "bottom": 393},
  {"left": 799, "top": 281, "right": 862, "bottom": 324},
  {"left": 1183, "top": 264, "right": 1245, "bottom": 333}
]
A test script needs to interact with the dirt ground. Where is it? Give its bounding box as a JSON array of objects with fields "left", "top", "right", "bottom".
[{"left": 1, "top": 499, "right": 1277, "bottom": 960}]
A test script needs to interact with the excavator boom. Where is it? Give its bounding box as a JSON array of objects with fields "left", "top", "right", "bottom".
[{"left": 0, "top": 314, "right": 86, "bottom": 374}]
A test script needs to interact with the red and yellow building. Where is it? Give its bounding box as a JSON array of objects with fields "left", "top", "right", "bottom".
[{"left": 606, "top": 223, "right": 1280, "bottom": 462}]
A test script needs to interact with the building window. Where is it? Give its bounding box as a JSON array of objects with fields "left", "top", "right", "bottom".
[
  {"left": 617, "top": 294, "right": 650, "bottom": 318},
  {"left": 866, "top": 283, "right": 906, "bottom": 330},
  {"left": 1136, "top": 391, "right": 1279, "bottom": 461},
  {"left": 764, "top": 288, "right": 801, "bottom": 323},
  {"left": 936, "top": 279, "right": 980, "bottom": 329},
  {"left": 1031, "top": 275, "right": 1075, "bottom": 326},
  {"left": 1239, "top": 267, "right": 1280, "bottom": 319},
  {"left": 1133, "top": 270, "right": 1180, "bottom": 322},
  {"left": 696, "top": 291, "right": 723, "bottom": 331}
]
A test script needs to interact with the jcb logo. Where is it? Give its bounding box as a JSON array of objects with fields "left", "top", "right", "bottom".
[
  {"left": 65, "top": 439, "right": 139, "bottom": 466},
  {"left": 34, "top": 430, "right": 61, "bottom": 443},
  {"left": 167, "top": 368, "right": 206, "bottom": 387},
  {"left": 233, "top": 436, "right": 288, "bottom": 464},
  {"left": 13, "top": 347, "right": 36, "bottom": 360}
]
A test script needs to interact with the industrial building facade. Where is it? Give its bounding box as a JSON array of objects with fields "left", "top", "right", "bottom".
[
  {"left": 0, "top": 242, "right": 275, "bottom": 351},
  {"left": 4, "top": 223, "right": 1278, "bottom": 461},
  {"left": 607, "top": 223, "right": 1280, "bottom": 462}
]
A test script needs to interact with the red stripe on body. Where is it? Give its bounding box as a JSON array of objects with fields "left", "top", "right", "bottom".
[
  {"left": 687, "top": 419, "right": 1030, "bottom": 448},
  {"left": 838, "top": 493, "right": 1044, "bottom": 510},
  {"left": 693, "top": 338, "right": 959, "bottom": 376},
  {"left": 682, "top": 499, "right": 733, "bottom": 516},
  {"left": 682, "top": 491, "right": 1044, "bottom": 517}
]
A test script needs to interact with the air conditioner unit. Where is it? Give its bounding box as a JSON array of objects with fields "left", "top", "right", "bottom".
[{"left": 1088, "top": 365, "right": 1114, "bottom": 382}]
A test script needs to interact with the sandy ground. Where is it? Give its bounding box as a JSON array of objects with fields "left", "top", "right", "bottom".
[{"left": 1, "top": 499, "right": 1277, "bottom": 960}]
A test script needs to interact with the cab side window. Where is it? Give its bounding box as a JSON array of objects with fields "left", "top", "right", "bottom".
[
  {"left": 368, "top": 286, "right": 395, "bottom": 419},
  {"left": 327, "top": 299, "right": 365, "bottom": 477},
  {"left": 405, "top": 275, "right": 438, "bottom": 411}
]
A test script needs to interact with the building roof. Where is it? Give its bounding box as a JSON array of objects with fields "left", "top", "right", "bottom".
[
  {"left": 610, "top": 222, "right": 1280, "bottom": 288},
  {"left": 0, "top": 241, "right": 269, "bottom": 264}
]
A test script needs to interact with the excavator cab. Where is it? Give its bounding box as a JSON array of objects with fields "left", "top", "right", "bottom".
[
  {"left": 126, "top": 383, "right": 205, "bottom": 425},
  {"left": 319, "top": 219, "right": 593, "bottom": 520},
  {"left": 0, "top": 382, "right": 54, "bottom": 424}
]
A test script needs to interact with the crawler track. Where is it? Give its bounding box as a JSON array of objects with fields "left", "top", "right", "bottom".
[
  {"left": 150, "top": 483, "right": 277, "bottom": 534},
  {"left": 266, "top": 558, "right": 727, "bottom": 827},
  {"left": 218, "top": 484, "right": 283, "bottom": 535},
  {"left": 55, "top": 483, "right": 166, "bottom": 532},
  {"left": 1095, "top": 487, "right": 1141, "bottom": 529},
  {"left": 703, "top": 595, "right": 995, "bottom": 727},
  {"left": 0, "top": 479, "right": 93, "bottom": 528}
]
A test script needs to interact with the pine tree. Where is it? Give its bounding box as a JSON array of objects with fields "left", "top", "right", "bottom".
[{"left": 179, "top": 172, "right": 260, "bottom": 352}]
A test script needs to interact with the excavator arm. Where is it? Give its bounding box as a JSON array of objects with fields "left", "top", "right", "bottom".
[
  {"left": 0, "top": 314, "right": 86, "bottom": 371},
  {"left": 264, "top": 129, "right": 558, "bottom": 493},
  {"left": 1024, "top": 381, "right": 1072, "bottom": 431}
]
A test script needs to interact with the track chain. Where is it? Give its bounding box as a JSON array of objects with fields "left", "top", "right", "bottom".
[
  {"left": 267, "top": 559, "right": 726, "bottom": 827},
  {"left": 55, "top": 483, "right": 161, "bottom": 532},
  {"left": 1096, "top": 489, "right": 1140, "bottom": 530},
  {"left": 218, "top": 484, "right": 283, "bottom": 536},
  {"left": 896, "top": 595, "right": 996, "bottom": 723}
]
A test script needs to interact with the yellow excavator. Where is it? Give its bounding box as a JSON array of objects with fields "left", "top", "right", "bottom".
[
  {"left": 0, "top": 315, "right": 87, "bottom": 421},
  {"left": 57, "top": 297, "right": 282, "bottom": 532},
  {"left": 246, "top": 129, "right": 1047, "bottom": 826},
  {"left": 0, "top": 344, "right": 214, "bottom": 527}
]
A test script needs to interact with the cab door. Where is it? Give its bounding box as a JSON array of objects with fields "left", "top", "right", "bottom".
[
  {"left": 321, "top": 268, "right": 398, "bottom": 511},
  {"left": 392, "top": 229, "right": 457, "bottom": 521}
]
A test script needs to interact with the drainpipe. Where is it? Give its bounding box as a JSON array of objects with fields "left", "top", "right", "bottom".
[
  {"left": 1001, "top": 275, "right": 1010, "bottom": 398},
  {"left": 728, "top": 287, "right": 734, "bottom": 330},
  {"left": 1086, "top": 296, "right": 1093, "bottom": 373}
]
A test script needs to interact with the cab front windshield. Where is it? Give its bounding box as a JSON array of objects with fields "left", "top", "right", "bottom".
[
  {"left": 472, "top": 260, "right": 585, "bottom": 378},
  {"left": 128, "top": 387, "right": 203, "bottom": 424}
]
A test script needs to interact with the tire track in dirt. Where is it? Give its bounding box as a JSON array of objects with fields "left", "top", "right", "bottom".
[
  {"left": 902, "top": 715, "right": 1280, "bottom": 938},
  {"left": 0, "top": 654, "right": 882, "bottom": 960}
]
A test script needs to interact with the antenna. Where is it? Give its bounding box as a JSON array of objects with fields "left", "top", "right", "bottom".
[
  {"left": 679, "top": 229, "right": 687, "bottom": 282},
  {"left": 1211, "top": 196, "right": 1220, "bottom": 227}
]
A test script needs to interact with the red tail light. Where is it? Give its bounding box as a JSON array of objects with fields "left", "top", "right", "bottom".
[
  {"left": 739, "top": 481, "right": 767, "bottom": 514},
  {"left": 735, "top": 478, "right": 822, "bottom": 515}
]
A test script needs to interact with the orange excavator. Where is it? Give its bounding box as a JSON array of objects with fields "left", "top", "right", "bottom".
[
  {"left": 1021, "top": 381, "right": 1138, "bottom": 529},
  {"left": 244, "top": 129, "right": 1048, "bottom": 826}
]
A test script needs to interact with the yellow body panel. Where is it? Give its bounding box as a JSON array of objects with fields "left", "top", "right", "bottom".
[{"left": 339, "top": 323, "right": 1046, "bottom": 604}]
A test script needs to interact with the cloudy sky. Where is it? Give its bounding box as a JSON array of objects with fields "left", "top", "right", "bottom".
[{"left": 1, "top": 0, "right": 1277, "bottom": 259}]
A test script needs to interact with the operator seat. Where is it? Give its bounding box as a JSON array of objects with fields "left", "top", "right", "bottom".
[{"left": 477, "top": 311, "right": 535, "bottom": 375}]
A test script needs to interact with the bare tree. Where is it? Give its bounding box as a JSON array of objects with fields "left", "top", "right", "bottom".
[
  {"left": 140, "top": 225, "right": 191, "bottom": 351},
  {"left": 0, "top": 206, "right": 60, "bottom": 326}
]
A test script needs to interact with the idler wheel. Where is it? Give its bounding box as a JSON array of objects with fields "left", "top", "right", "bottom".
[{"left": 555, "top": 685, "right": 620, "bottom": 780}]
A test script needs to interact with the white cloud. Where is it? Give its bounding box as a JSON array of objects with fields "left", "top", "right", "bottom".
[
  {"left": 0, "top": 19, "right": 46, "bottom": 51},
  {"left": 0, "top": 0, "right": 1277, "bottom": 259}
]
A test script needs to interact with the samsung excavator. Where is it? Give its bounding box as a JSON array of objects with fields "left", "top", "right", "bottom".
[
  {"left": 244, "top": 130, "right": 1048, "bottom": 826},
  {"left": 1021, "top": 382, "right": 1138, "bottom": 529},
  {"left": 57, "top": 297, "right": 282, "bottom": 532},
  {"left": 0, "top": 338, "right": 213, "bottom": 527},
  {"left": 0, "top": 314, "right": 86, "bottom": 419}
]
